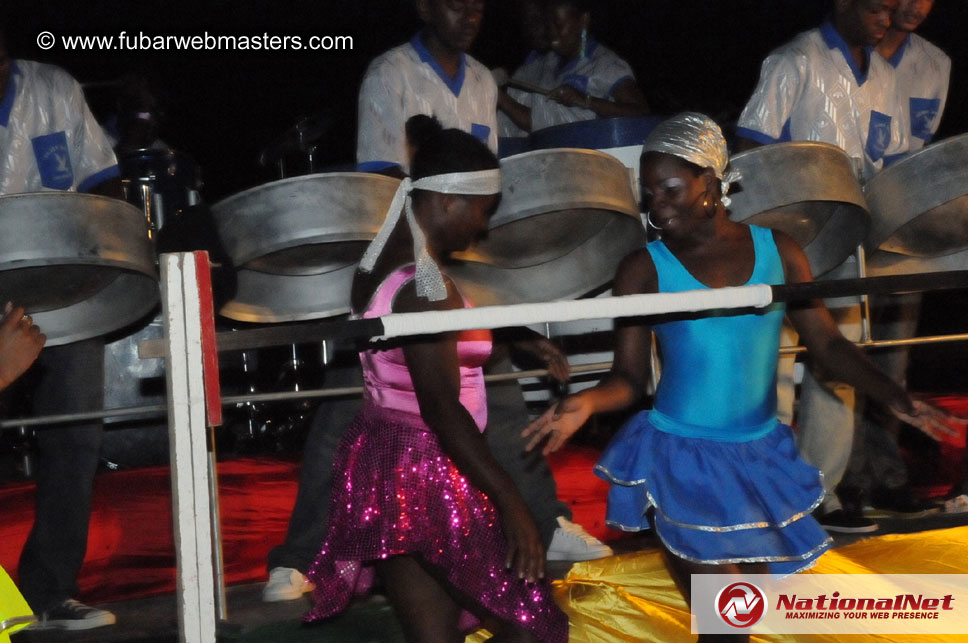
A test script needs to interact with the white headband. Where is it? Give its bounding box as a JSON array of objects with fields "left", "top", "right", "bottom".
[{"left": 359, "top": 169, "right": 502, "bottom": 301}]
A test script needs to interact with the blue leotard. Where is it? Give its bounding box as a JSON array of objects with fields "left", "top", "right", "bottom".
[
  {"left": 649, "top": 224, "right": 785, "bottom": 440},
  {"left": 595, "top": 225, "right": 831, "bottom": 575}
]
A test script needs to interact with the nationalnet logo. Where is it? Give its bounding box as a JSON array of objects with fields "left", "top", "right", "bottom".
[
  {"left": 693, "top": 574, "right": 968, "bottom": 635},
  {"left": 715, "top": 582, "right": 767, "bottom": 628},
  {"left": 776, "top": 590, "right": 954, "bottom": 621}
]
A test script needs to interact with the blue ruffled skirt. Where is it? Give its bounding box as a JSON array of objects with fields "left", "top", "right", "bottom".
[{"left": 595, "top": 410, "right": 831, "bottom": 576}]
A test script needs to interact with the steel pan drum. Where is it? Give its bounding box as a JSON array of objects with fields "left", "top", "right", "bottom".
[
  {"left": 220, "top": 266, "right": 356, "bottom": 323},
  {"left": 728, "top": 142, "right": 870, "bottom": 278},
  {"left": 864, "top": 133, "right": 968, "bottom": 261},
  {"left": 529, "top": 116, "right": 663, "bottom": 151},
  {"left": 449, "top": 148, "right": 645, "bottom": 305},
  {"left": 212, "top": 173, "right": 400, "bottom": 322},
  {"left": 0, "top": 192, "right": 158, "bottom": 346}
]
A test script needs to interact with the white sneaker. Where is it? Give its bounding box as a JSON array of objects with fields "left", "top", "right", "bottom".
[
  {"left": 546, "top": 517, "right": 613, "bottom": 562},
  {"left": 262, "top": 566, "right": 315, "bottom": 602}
]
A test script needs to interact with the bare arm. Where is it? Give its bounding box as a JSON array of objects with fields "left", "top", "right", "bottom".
[
  {"left": 774, "top": 231, "right": 955, "bottom": 438},
  {"left": 523, "top": 249, "right": 657, "bottom": 454},
  {"left": 497, "top": 87, "right": 533, "bottom": 132},
  {"left": 496, "top": 327, "right": 571, "bottom": 383},
  {"left": 397, "top": 280, "right": 545, "bottom": 581},
  {"left": 549, "top": 78, "right": 649, "bottom": 119}
]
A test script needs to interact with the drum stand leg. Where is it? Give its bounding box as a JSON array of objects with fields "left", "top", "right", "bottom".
[
  {"left": 207, "top": 429, "right": 228, "bottom": 622},
  {"left": 14, "top": 426, "right": 34, "bottom": 479},
  {"left": 856, "top": 244, "right": 872, "bottom": 344},
  {"left": 237, "top": 349, "right": 264, "bottom": 441}
]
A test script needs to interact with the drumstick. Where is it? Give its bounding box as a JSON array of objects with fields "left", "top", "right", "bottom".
[{"left": 506, "top": 79, "right": 551, "bottom": 97}]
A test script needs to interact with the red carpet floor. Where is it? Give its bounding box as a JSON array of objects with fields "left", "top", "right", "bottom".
[
  {"left": 0, "top": 446, "right": 619, "bottom": 605},
  {"left": 0, "top": 395, "right": 964, "bottom": 607}
]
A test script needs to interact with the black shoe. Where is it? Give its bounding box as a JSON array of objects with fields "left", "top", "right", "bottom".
[
  {"left": 31, "top": 599, "right": 117, "bottom": 631},
  {"left": 866, "top": 487, "right": 939, "bottom": 518},
  {"left": 816, "top": 509, "right": 879, "bottom": 534}
]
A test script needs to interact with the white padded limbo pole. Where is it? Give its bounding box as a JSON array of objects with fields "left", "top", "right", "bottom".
[{"left": 162, "top": 252, "right": 217, "bottom": 643}]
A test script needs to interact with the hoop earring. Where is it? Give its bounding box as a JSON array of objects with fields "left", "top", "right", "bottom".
[
  {"left": 703, "top": 191, "right": 717, "bottom": 218},
  {"left": 646, "top": 211, "right": 662, "bottom": 230},
  {"left": 580, "top": 28, "right": 588, "bottom": 60}
]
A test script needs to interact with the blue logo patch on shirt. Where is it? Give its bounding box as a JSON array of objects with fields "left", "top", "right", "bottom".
[
  {"left": 470, "top": 123, "right": 490, "bottom": 144},
  {"left": 909, "top": 97, "right": 941, "bottom": 141},
  {"left": 865, "top": 111, "right": 892, "bottom": 162},
  {"left": 31, "top": 131, "right": 74, "bottom": 190}
]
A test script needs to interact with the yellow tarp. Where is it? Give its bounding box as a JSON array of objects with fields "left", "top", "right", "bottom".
[
  {"left": 0, "top": 565, "right": 33, "bottom": 641},
  {"left": 469, "top": 526, "right": 968, "bottom": 642}
]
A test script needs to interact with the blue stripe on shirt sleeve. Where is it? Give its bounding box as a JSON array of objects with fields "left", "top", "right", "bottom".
[
  {"left": 883, "top": 152, "right": 907, "bottom": 167},
  {"left": 78, "top": 164, "right": 121, "bottom": 193},
  {"left": 357, "top": 161, "right": 400, "bottom": 173}
]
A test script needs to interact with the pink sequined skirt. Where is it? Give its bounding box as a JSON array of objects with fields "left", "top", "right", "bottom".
[{"left": 304, "top": 404, "right": 568, "bottom": 642}]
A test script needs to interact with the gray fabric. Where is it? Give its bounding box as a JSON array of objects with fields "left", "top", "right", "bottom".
[{"left": 19, "top": 338, "right": 105, "bottom": 612}]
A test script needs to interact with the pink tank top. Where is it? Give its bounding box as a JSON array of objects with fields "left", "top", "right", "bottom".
[{"left": 357, "top": 265, "right": 492, "bottom": 430}]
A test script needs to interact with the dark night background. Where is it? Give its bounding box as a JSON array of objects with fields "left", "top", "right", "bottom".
[
  {"left": 2, "top": 0, "right": 967, "bottom": 391},
  {"left": 2, "top": 0, "right": 967, "bottom": 200}
]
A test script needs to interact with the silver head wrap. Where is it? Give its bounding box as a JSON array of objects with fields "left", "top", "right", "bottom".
[
  {"left": 641, "top": 112, "right": 742, "bottom": 207},
  {"left": 359, "top": 169, "right": 502, "bottom": 302}
]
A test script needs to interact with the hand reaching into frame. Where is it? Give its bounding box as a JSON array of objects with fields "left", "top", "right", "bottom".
[
  {"left": 512, "top": 333, "right": 571, "bottom": 384},
  {"left": 548, "top": 84, "right": 586, "bottom": 108},
  {"left": 522, "top": 394, "right": 594, "bottom": 456},
  {"left": 890, "top": 397, "right": 966, "bottom": 443},
  {"left": 0, "top": 302, "right": 46, "bottom": 391}
]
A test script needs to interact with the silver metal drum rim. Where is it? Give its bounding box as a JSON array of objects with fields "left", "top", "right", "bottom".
[
  {"left": 867, "top": 248, "right": 968, "bottom": 277},
  {"left": 210, "top": 171, "right": 399, "bottom": 207},
  {"left": 728, "top": 141, "right": 870, "bottom": 278},
  {"left": 219, "top": 265, "right": 356, "bottom": 323},
  {"left": 220, "top": 234, "right": 378, "bottom": 272},
  {"left": 491, "top": 147, "right": 640, "bottom": 225},
  {"left": 32, "top": 272, "right": 159, "bottom": 346},
  {"left": 210, "top": 172, "right": 399, "bottom": 268},
  {"left": 0, "top": 193, "right": 157, "bottom": 266},
  {"left": 729, "top": 141, "right": 868, "bottom": 210},
  {"left": 0, "top": 192, "right": 159, "bottom": 345},
  {"left": 863, "top": 132, "right": 968, "bottom": 255},
  {"left": 449, "top": 214, "right": 647, "bottom": 306}
]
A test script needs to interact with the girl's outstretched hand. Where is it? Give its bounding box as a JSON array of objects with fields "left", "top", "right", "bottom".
[
  {"left": 522, "top": 394, "right": 593, "bottom": 456},
  {"left": 890, "top": 397, "right": 966, "bottom": 442}
]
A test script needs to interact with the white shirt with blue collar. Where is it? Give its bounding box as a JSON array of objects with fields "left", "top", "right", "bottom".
[
  {"left": 737, "top": 21, "right": 908, "bottom": 180},
  {"left": 501, "top": 38, "right": 635, "bottom": 135},
  {"left": 0, "top": 60, "right": 119, "bottom": 195},
  {"left": 356, "top": 33, "right": 498, "bottom": 174},
  {"left": 882, "top": 32, "right": 950, "bottom": 151}
]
